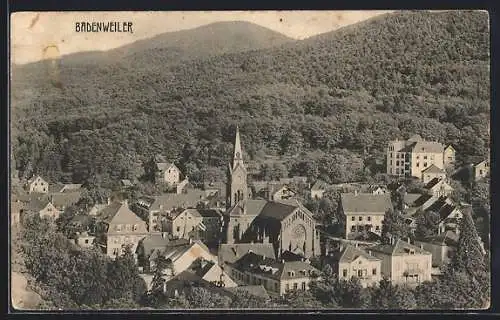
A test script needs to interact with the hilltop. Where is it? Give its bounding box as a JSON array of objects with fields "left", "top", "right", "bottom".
[{"left": 10, "top": 10, "right": 490, "bottom": 186}]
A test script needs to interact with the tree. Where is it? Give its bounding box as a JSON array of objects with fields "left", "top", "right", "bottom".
[
  {"left": 449, "top": 209, "right": 486, "bottom": 279},
  {"left": 371, "top": 277, "right": 417, "bottom": 309},
  {"left": 281, "top": 289, "right": 324, "bottom": 309},
  {"left": 230, "top": 290, "right": 271, "bottom": 309},
  {"left": 381, "top": 208, "right": 412, "bottom": 244},
  {"left": 414, "top": 209, "right": 440, "bottom": 239},
  {"left": 335, "top": 277, "right": 371, "bottom": 309}
]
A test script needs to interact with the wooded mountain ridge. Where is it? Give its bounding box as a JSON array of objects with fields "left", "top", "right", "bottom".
[{"left": 11, "top": 10, "right": 490, "bottom": 187}]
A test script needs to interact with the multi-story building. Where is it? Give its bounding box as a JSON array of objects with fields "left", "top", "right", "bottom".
[
  {"left": 473, "top": 159, "right": 490, "bottom": 181},
  {"left": 225, "top": 251, "right": 320, "bottom": 296},
  {"left": 25, "top": 175, "right": 49, "bottom": 194},
  {"left": 328, "top": 244, "right": 382, "bottom": 288},
  {"left": 368, "top": 239, "right": 432, "bottom": 285},
  {"left": 340, "top": 192, "right": 393, "bottom": 239},
  {"left": 163, "top": 208, "right": 223, "bottom": 243},
  {"left": 386, "top": 135, "right": 453, "bottom": 179},
  {"left": 96, "top": 201, "right": 149, "bottom": 259}
]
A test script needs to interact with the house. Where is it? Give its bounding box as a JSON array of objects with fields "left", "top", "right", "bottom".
[
  {"left": 424, "top": 196, "right": 463, "bottom": 235},
  {"left": 164, "top": 208, "right": 223, "bottom": 243},
  {"left": 421, "top": 164, "right": 446, "bottom": 184},
  {"left": 269, "top": 184, "right": 297, "bottom": 201},
  {"left": 176, "top": 178, "right": 194, "bottom": 194},
  {"left": 23, "top": 196, "right": 61, "bottom": 219},
  {"left": 402, "top": 193, "right": 422, "bottom": 210},
  {"left": 310, "top": 180, "right": 330, "bottom": 199},
  {"left": 134, "top": 190, "right": 210, "bottom": 233},
  {"left": 159, "top": 239, "right": 218, "bottom": 277},
  {"left": 424, "top": 178, "right": 454, "bottom": 198},
  {"left": 340, "top": 192, "right": 393, "bottom": 238},
  {"left": 367, "top": 185, "right": 389, "bottom": 195},
  {"left": 386, "top": 135, "right": 449, "bottom": 178},
  {"left": 368, "top": 238, "right": 432, "bottom": 285},
  {"left": 473, "top": 160, "right": 490, "bottom": 181},
  {"left": 443, "top": 145, "right": 456, "bottom": 168},
  {"left": 414, "top": 231, "right": 458, "bottom": 268},
  {"left": 327, "top": 244, "right": 382, "bottom": 288},
  {"left": 156, "top": 161, "right": 182, "bottom": 186},
  {"left": 96, "top": 201, "right": 149, "bottom": 258},
  {"left": 120, "top": 179, "right": 134, "bottom": 188},
  {"left": 403, "top": 194, "right": 439, "bottom": 216},
  {"left": 25, "top": 175, "right": 49, "bottom": 194},
  {"left": 136, "top": 235, "right": 190, "bottom": 273},
  {"left": 218, "top": 243, "right": 276, "bottom": 269},
  {"left": 184, "top": 257, "right": 237, "bottom": 288},
  {"left": 225, "top": 251, "right": 320, "bottom": 296},
  {"left": 161, "top": 270, "right": 235, "bottom": 300},
  {"left": 49, "top": 191, "right": 82, "bottom": 212},
  {"left": 75, "top": 231, "right": 96, "bottom": 248}
]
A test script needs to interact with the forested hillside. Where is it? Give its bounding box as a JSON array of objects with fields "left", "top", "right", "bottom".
[{"left": 11, "top": 10, "right": 490, "bottom": 188}]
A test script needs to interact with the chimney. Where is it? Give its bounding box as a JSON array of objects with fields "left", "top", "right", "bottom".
[{"left": 420, "top": 244, "right": 424, "bottom": 250}]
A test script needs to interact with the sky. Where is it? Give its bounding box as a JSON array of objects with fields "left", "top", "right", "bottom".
[{"left": 11, "top": 10, "right": 393, "bottom": 65}]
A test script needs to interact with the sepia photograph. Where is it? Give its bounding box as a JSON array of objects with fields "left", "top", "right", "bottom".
[{"left": 9, "top": 10, "right": 491, "bottom": 311}]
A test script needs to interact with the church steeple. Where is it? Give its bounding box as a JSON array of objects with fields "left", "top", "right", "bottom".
[
  {"left": 232, "top": 125, "right": 244, "bottom": 170},
  {"left": 227, "top": 124, "right": 248, "bottom": 209}
]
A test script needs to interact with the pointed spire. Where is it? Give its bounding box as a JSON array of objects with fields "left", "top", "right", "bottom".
[{"left": 232, "top": 124, "right": 244, "bottom": 170}]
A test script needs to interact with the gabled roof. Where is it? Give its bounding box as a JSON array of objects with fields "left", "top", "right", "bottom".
[
  {"left": 412, "top": 194, "right": 435, "bottom": 208},
  {"left": 231, "top": 252, "right": 319, "bottom": 281},
  {"left": 227, "top": 199, "right": 268, "bottom": 217},
  {"left": 171, "top": 208, "right": 222, "bottom": 220},
  {"left": 257, "top": 201, "right": 299, "bottom": 221},
  {"left": 424, "top": 177, "right": 443, "bottom": 189},
  {"left": 404, "top": 193, "right": 422, "bottom": 205},
  {"left": 121, "top": 179, "right": 134, "bottom": 187},
  {"left": 156, "top": 162, "right": 177, "bottom": 172},
  {"left": 334, "top": 245, "right": 381, "bottom": 263},
  {"left": 163, "top": 240, "right": 212, "bottom": 262},
  {"left": 280, "top": 250, "right": 305, "bottom": 262},
  {"left": 24, "top": 197, "right": 52, "bottom": 212},
  {"left": 311, "top": 180, "right": 330, "bottom": 191},
  {"left": 369, "top": 239, "right": 431, "bottom": 256},
  {"left": 48, "top": 183, "right": 66, "bottom": 193},
  {"left": 148, "top": 190, "right": 208, "bottom": 211},
  {"left": 422, "top": 164, "right": 445, "bottom": 174},
  {"left": 27, "top": 175, "right": 47, "bottom": 185},
  {"left": 99, "top": 202, "right": 146, "bottom": 227},
  {"left": 138, "top": 234, "right": 184, "bottom": 256},
  {"left": 50, "top": 191, "right": 82, "bottom": 209},
  {"left": 340, "top": 193, "right": 393, "bottom": 214},
  {"left": 218, "top": 243, "right": 276, "bottom": 265}
]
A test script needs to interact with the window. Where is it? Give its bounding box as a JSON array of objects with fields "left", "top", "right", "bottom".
[
  {"left": 286, "top": 284, "right": 290, "bottom": 291},
  {"left": 301, "top": 282, "right": 306, "bottom": 290},
  {"left": 367, "top": 216, "right": 371, "bottom": 222},
  {"left": 359, "top": 216, "right": 363, "bottom": 221},
  {"left": 43, "top": 188, "right": 46, "bottom": 192},
  {"left": 351, "top": 216, "right": 355, "bottom": 221},
  {"left": 396, "top": 168, "right": 399, "bottom": 175},
  {"left": 112, "top": 248, "right": 119, "bottom": 255},
  {"left": 343, "top": 269, "right": 347, "bottom": 277},
  {"left": 116, "top": 224, "right": 122, "bottom": 232},
  {"left": 176, "top": 226, "right": 180, "bottom": 232},
  {"left": 424, "top": 155, "right": 428, "bottom": 160},
  {"left": 351, "top": 226, "right": 356, "bottom": 232},
  {"left": 293, "top": 283, "right": 298, "bottom": 290},
  {"left": 390, "top": 160, "right": 393, "bottom": 165},
  {"left": 275, "top": 283, "right": 279, "bottom": 292},
  {"left": 85, "top": 239, "right": 89, "bottom": 244},
  {"left": 358, "top": 270, "right": 363, "bottom": 277},
  {"left": 133, "top": 224, "right": 138, "bottom": 231},
  {"left": 396, "top": 154, "right": 399, "bottom": 159},
  {"left": 416, "top": 155, "right": 419, "bottom": 159},
  {"left": 372, "top": 268, "right": 377, "bottom": 275},
  {"left": 480, "top": 170, "right": 483, "bottom": 175},
  {"left": 375, "top": 226, "right": 380, "bottom": 231},
  {"left": 416, "top": 162, "right": 420, "bottom": 167},
  {"left": 396, "top": 160, "right": 400, "bottom": 166},
  {"left": 424, "top": 163, "right": 428, "bottom": 167},
  {"left": 390, "top": 153, "right": 393, "bottom": 158}
]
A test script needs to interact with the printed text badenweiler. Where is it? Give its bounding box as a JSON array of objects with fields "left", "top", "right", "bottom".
[{"left": 75, "top": 22, "right": 133, "bottom": 33}]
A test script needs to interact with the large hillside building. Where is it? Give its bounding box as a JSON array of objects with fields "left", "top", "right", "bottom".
[
  {"left": 223, "top": 126, "right": 321, "bottom": 259},
  {"left": 386, "top": 135, "right": 455, "bottom": 179}
]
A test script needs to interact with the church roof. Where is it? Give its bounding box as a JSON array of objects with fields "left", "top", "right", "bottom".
[{"left": 218, "top": 243, "right": 276, "bottom": 265}]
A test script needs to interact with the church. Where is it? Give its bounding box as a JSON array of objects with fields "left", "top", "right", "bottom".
[{"left": 223, "top": 125, "right": 321, "bottom": 259}]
